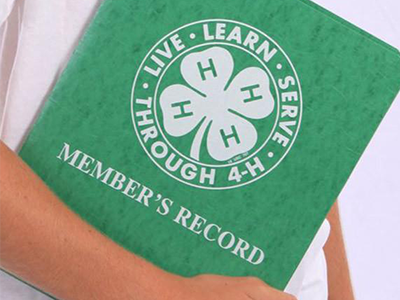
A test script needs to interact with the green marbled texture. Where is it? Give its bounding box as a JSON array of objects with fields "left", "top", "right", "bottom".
[{"left": 20, "top": 0, "right": 400, "bottom": 291}]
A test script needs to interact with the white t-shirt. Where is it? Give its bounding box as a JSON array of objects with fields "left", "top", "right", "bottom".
[{"left": 0, "top": 1, "right": 330, "bottom": 299}]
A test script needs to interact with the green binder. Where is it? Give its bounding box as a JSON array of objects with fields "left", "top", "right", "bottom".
[{"left": 19, "top": 0, "right": 400, "bottom": 290}]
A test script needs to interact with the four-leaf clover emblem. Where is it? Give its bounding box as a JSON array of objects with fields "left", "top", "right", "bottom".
[{"left": 160, "top": 46, "right": 275, "bottom": 162}]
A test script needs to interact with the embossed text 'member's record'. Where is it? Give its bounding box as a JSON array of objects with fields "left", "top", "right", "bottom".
[{"left": 20, "top": 0, "right": 400, "bottom": 290}]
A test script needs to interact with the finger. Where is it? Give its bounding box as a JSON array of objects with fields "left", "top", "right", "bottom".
[{"left": 242, "top": 278, "right": 297, "bottom": 300}]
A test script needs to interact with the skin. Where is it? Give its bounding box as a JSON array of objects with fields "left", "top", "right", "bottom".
[
  {"left": 0, "top": 140, "right": 295, "bottom": 300},
  {"left": 325, "top": 201, "right": 355, "bottom": 300}
]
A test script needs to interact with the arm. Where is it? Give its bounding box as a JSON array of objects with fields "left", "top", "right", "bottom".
[
  {"left": 324, "top": 201, "right": 355, "bottom": 300},
  {"left": 0, "top": 141, "right": 295, "bottom": 300}
]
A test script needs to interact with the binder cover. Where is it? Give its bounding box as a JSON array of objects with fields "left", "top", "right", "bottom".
[{"left": 19, "top": 0, "right": 400, "bottom": 290}]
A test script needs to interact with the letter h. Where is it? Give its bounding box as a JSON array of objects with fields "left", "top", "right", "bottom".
[
  {"left": 171, "top": 100, "right": 193, "bottom": 119},
  {"left": 220, "top": 125, "right": 241, "bottom": 148},
  {"left": 197, "top": 58, "right": 217, "bottom": 81},
  {"left": 241, "top": 84, "right": 263, "bottom": 103}
]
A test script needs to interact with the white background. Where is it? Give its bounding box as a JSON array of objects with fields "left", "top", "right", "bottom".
[{"left": 0, "top": 0, "right": 399, "bottom": 299}]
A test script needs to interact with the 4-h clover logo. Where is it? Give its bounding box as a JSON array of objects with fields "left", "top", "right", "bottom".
[
  {"left": 160, "top": 46, "right": 275, "bottom": 163},
  {"left": 131, "top": 19, "right": 302, "bottom": 189}
]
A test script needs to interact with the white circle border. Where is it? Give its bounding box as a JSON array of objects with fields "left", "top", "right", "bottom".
[{"left": 130, "top": 19, "right": 303, "bottom": 190}]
